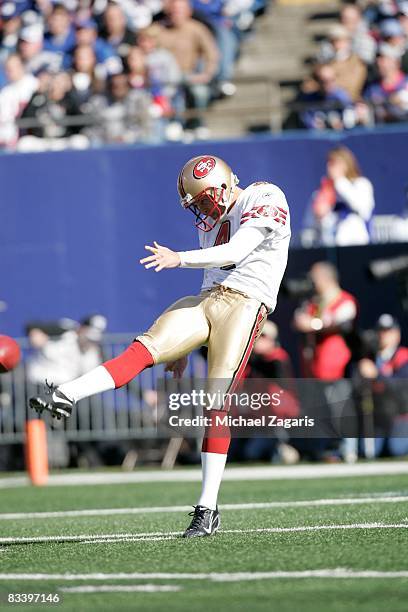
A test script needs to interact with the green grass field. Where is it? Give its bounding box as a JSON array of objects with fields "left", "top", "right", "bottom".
[{"left": 0, "top": 466, "right": 407, "bottom": 612}]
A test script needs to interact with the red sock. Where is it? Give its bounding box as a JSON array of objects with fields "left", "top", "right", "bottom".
[
  {"left": 202, "top": 410, "right": 231, "bottom": 454},
  {"left": 103, "top": 341, "right": 154, "bottom": 389}
]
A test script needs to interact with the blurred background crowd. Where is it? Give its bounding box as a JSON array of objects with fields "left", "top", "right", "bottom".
[
  {"left": 0, "top": 0, "right": 265, "bottom": 149},
  {"left": 0, "top": 0, "right": 407, "bottom": 150},
  {"left": 286, "top": 0, "right": 408, "bottom": 130}
]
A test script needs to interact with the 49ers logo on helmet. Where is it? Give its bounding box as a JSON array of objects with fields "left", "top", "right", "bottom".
[{"left": 193, "top": 157, "right": 216, "bottom": 179}]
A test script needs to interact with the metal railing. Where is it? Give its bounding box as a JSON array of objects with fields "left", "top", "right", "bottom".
[
  {"left": 2, "top": 75, "right": 404, "bottom": 147},
  {"left": 0, "top": 334, "right": 206, "bottom": 445}
]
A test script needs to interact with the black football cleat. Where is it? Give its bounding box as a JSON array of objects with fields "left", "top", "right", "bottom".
[
  {"left": 29, "top": 380, "right": 74, "bottom": 420},
  {"left": 183, "top": 505, "right": 220, "bottom": 538}
]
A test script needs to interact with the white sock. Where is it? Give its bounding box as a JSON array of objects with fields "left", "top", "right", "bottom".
[
  {"left": 197, "top": 451, "right": 227, "bottom": 510},
  {"left": 58, "top": 366, "right": 115, "bottom": 403}
]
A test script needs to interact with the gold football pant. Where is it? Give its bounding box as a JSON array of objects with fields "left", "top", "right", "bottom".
[{"left": 136, "top": 284, "right": 268, "bottom": 402}]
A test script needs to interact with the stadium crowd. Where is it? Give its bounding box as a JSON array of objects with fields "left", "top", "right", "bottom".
[
  {"left": 2, "top": 1, "right": 408, "bottom": 149},
  {"left": 288, "top": 0, "right": 408, "bottom": 130},
  {"left": 0, "top": 0, "right": 263, "bottom": 150}
]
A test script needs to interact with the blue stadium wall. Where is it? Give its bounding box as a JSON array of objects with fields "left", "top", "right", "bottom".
[{"left": 1, "top": 127, "right": 407, "bottom": 337}]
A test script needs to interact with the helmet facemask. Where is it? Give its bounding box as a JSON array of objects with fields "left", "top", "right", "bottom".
[{"left": 181, "top": 186, "right": 229, "bottom": 232}]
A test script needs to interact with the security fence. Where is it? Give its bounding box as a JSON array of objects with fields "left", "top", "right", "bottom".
[
  {"left": 1, "top": 335, "right": 407, "bottom": 466},
  {"left": 0, "top": 334, "right": 206, "bottom": 445}
]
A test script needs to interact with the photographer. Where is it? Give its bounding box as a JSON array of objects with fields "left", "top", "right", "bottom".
[
  {"left": 293, "top": 262, "right": 357, "bottom": 380},
  {"left": 292, "top": 262, "right": 358, "bottom": 461}
]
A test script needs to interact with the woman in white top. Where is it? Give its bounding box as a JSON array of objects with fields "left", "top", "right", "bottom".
[{"left": 312, "top": 146, "right": 375, "bottom": 246}]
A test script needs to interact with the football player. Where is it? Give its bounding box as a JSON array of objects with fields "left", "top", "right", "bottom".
[{"left": 29, "top": 155, "right": 291, "bottom": 538}]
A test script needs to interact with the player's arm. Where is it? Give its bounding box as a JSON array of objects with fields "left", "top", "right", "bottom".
[
  {"left": 140, "top": 226, "right": 268, "bottom": 272},
  {"left": 179, "top": 226, "right": 268, "bottom": 268}
]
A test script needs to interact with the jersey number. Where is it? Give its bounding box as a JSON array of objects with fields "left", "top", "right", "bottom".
[{"left": 214, "top": 221, "right": 235, "bottom": 271}]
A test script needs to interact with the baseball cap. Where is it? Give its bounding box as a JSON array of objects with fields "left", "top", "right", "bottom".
[
  {"left": 19, "top": 23, "right": 44, "bottom": 43},
  {"left": 398, "top": 1, "right": 408, "bottom": 17},
  {"left": 328, "top": 24, "right": 350, "bottom": 40},
  {"left": 79, "top": 314, "right": 107, "bottom": 341},
  {"left": 380, "top": 18, "right": 405, "bottom": 38},
  {"left": 376, "top": 314, "right": 400, "bottom": 331},
  {"left": 260, "top": 320, "right": 278, "bottom": 341},
  {"left": 76, "top": 18, "right": 97, "bottom": 30},
  {"left": 376, "top": 42, "right": 403, "bottom": 58},
  {"left": 1, "top": 2, "right": 20, "bottom": 19}
]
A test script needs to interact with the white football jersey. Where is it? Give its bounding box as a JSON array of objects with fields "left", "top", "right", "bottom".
[{"left": 199, "top": 182, "right": 291, "bottom": 311}]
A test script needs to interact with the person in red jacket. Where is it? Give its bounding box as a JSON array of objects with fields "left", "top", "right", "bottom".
[{"left": 294, "top": 261, "right": 357, "bottom": 380}]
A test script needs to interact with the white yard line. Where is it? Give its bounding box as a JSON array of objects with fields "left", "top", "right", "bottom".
[
  {"left": 81, "top": 522, "right": 408, "bottom": 543},
  {"left": 1, "top": 494, "right": 407, "bottom": 521},
  {"left": 0, "top": 461, "right": 408, "bottom": 489},
  {"left": 1, "top": 522, "right": 407, "bottom": 545},
  {"left": 1, "top": 569, "right": 408, "bottom": 581},
  {"left": 60, "top": 585, "right": 181, "bottom": 593}
]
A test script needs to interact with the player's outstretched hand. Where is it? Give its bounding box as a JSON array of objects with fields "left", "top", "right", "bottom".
[
  {"left": 165, "top": 356, "right": 188, "bottom": 379},
  {"left": 140, "top": 241, "right": 181, "bottom": 272}
]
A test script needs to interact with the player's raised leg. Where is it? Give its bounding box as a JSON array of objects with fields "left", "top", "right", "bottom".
[{"left": 29, "top": 295, "right": 210, "bottom": 419}]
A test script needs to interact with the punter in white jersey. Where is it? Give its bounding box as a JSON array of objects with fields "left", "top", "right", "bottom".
[
  {"left": 29, "top": 155, "right": 291, "bottom": 539},
  {"left": 179, "top": 180, "right": 291, "bottom": 311}
]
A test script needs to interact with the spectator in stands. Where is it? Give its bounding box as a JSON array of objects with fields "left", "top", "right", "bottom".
[
  {"left": 76, "top": 314, "right": 108, "bottom": 374},
  {"left": 71, "top": 44, "right": 102, "bottom": 107},
  {"left": 192, "top": 0, "right": 238, "bottom": 96},
  {"left": 157, "top": 0, "right": 219, "bottom": 135},
  {"left": 96, "top": 0, "right": 157, "bottom": 31},
  {"left": 19, "top": 71, "right": 85, "bottom": 149},
  {"left": 101, "top": 2, "right": 136, "bottom": 61},
  {"left": 294, "top": 267, "right": 358, "bottom": 462},
  {"left": 294, "top": 261, "right": 357, "bottom": 380},
  {"left": 340, "top": 3, "right": 377, "bottom": 65},
  {"left": 298, "top": 63, "right": 353, "bottom": 130},
  {"left": 364, "top": 0, "right": 401, "bottom": 26},
  {"left": 84, "top": 71, "right": 154, "bottom": 144},
  {"left": 357, "top": 314, "right": 408, "bottom": 457},
  {"left": 359, "top": 315, "right": 408, "bottom": 380},
  {"left": 137, "top": 24, "right": 182, "bottom": 101},
  {"left": 311, "top": 146, "right": 375, "bottom": 246},
  {"left": 137, "top": 25, "right": 184, "bottom": 139},
  {"left": 126, "top": 45, "right": 172, "bottom": 129},
  {"left": 18, "top": 23, "right": 63, "bottom": 75},
  {"left": 74, "top": 18, "right": 122, "bottom": 77},
  {"left": 231, "top": 321, "right": 300, "bottom": 463},
  {"left": 379, "top": 18, "right": 406, "bottom": 52},
  {"left": 378, "top": 18, "right": 408, "bottom": 73},
  {"left": 43, "top": 4, "right": 76, "bottom": 63},
  {"left": 322, "top": 25, "right": 367, "bottom": 101},
  {"left": 398, "top": 2, "right": 408, "bottom": 73},
  {"left": 0, "top": 53, "right": 37, "bottom": 148},
  {"left": 26, "top": 315, "right": 107, "bottom": 386},
  {"left": 363, "top": 43, "right": 408, "bottom": 123},
  {"left": 0, "top": 2, "right": 22, "bottom": 63},
  {"left": 379, "top": 17, "right": 408, "bottom": 73},
  {"left": 246, "top": 320, "right": 294, "bottom": 379}
]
